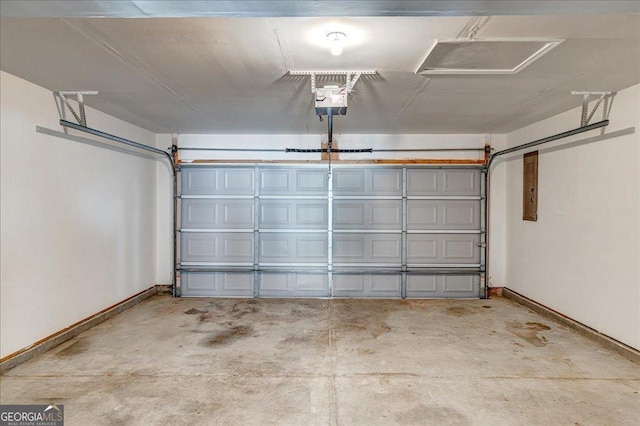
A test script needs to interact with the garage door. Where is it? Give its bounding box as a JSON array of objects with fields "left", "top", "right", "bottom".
[{"left": 177, "top": 164, "right": 485, "bottom": 298}]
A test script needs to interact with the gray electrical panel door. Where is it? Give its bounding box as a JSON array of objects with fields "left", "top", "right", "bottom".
[{"left": 178, "top": 164, "right": 484, "bottom": 298}]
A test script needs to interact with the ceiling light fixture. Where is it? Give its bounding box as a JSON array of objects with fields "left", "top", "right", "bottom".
[{"left": 327, "top": 32, "right": 346, "bottom": 56}]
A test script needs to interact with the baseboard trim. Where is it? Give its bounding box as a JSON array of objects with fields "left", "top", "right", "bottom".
[
  {"left": 0, "top": 286, "right": 159, "bottom": 374},
  {"left": 156, "top": 284, "right": 173, "bottom": 295},
  {"left": 502, "top": 288, "right": 640, "bottom": 364}
]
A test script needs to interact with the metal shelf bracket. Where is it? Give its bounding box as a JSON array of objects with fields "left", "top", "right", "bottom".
[
  {"left": 571, "top": 91, "right": 616, "bottom": 127},
  {"left": 53, "top": 91, "right": 99, "bottom": 127},
  {"left": 289, "top": 70, "right": 377, "bottom": 94}
]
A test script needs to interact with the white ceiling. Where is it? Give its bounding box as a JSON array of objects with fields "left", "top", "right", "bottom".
[{"left": 1, "top": 1, "right": 639, "bottom": 134}]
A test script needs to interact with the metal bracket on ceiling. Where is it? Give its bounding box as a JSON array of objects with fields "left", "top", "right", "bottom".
[
  {"left": 289, "top": 70, "right": 377, "bottom": 94},
  {"left": 53, "top": 91, "right": 98, "bottom": 127},
  {"left": 571, "top": 91, "right": 616, "bottom": 127}
]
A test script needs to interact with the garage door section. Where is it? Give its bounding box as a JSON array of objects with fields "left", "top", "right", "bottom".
[
  {"left": 179, "top": 167, "right": 256, "bottom": 296},
  {"left": 332, "top": 167, "right": 403, "bottom": 297},
  {"left": 177, "top": 164, "right": 484, "bottom": 298},
  {"left": 405, "top": 168, "right": 482, "bottom": 297},
  {"left": 179, "top": 166, "right": 330, "bottom": 297},
  {"left": 257, "top": 167, "right": 329, "bottom": 297}
]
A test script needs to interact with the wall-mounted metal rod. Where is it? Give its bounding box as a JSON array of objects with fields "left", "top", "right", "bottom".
[
  {"left": 58, "top": 119, "right": 177, "bottom": 296},
  {"left": 483, "top": 118, "right": 610, "bottom": 299},
  {"left": 487, "top": 119, "right": 609, "bottom": 168},
  {"left": 178, "top": 147, "right": 284, "bottom": 152},
  {"left": 179, "top": 147, "right": 484, "bottom": 152},
  {"left": 374, "top": 147, "right": 486, "bottom": 152},
  {"left": 286, "top": 148, "right": 373, "bottom": 153},
  {"left": 60, "top": 119, "right": 174, "bottom": 167}
]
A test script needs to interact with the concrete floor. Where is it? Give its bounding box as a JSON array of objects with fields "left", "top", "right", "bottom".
[{"left": 1, "top": 296, "right": 639, "bottom": 425}]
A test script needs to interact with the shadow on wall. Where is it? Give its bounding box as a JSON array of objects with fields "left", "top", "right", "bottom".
[
  {"left": 37, "top": 125, "right": 162, "bottom": 163},
  {"left": 493, "top": 126, "right": 636, "bottom": 167}
]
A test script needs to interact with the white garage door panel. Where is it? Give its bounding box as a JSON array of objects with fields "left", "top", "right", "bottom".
[
  {"left": 406, "top": 275, "right": 480, "bottom": 298},
  {"left": 333, "top": 200, "right": 402, "bottom": 230},
  {"left": 259, "top": 200, "right": 328, "bottom": 229},
  {"left": 259, "top": 273, "right": 329, "bottom": 297},
  {"left": 260, "top": 168, "right": 328, "bottom": 195},
  {"left": 407, "top": 234, "right": 481, "bottom": 265},
  {"left": 181, "top": 233, "right": 254, "bottom": 264},
  {"left": 181, "top": 199, "right": 255, "bottom": 229},
  {"left": 182, "top": 272, "right": 254, "bottom": 297},
  {"left": 333, "top": 168, "right": 402, "bottom": 196},
  {"left": 333, "top": 234, "right": 402, "bottom": 265},
  {"left": 333, "top": 274, "right": 402, "bottom": 297},
  {"left": 407, "top": 200, "right": 480, "bottom": 230},
  {"left": 259, "top": 233, "right": 328, "bottom": 264},
  {"left": 178, "top": 165, "right": 484, "bottom": 298},
  {"left": 407, "top": 168, "right": 480, "bottom": 196},
  {"left": 181, "top": 167, "right": 255, "bottom": 195}
]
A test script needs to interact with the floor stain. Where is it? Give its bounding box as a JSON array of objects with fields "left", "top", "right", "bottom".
[
  {"left": 207, "top": 301, "right": 227, "bottom": 310},
  {"left": 279, "top": 334, "right": 312, "bottom": 345},
  {"left": 394, "top": 404, "right": 471, "bottom": 425},
  {"left": 526, "top": 322, "right": 551, "bottom": 331},
  {"left": 399, "top": 299, "right": 431, "bottom": 312},
  {"left": 56, "top": 340, "right": 88, "bottom": 357},
  {"left": 506, "top": 320, "right": 550, "bottom": 347},
  {"left": 446, "top": 306, "right": 479, "bottom": 316},
  {"left": 277, "top": 330, "right": 327, "bottom": 349},
  {"left": 198, "top": 312, "right": 214, "bottom": 323},
  {"left": 332, "top": 300, "right": 394, "bottom": 339},
  {"left": 231, "top": 302, "right": 259, "bottom": 319},
  {"left": 482, "top": 305, "right": 492, "bottom": 309},
  {"left": 336, "top": 320, "right": 391, "bottom": 339},
  {"left": 184, "top": 308, "right": 208, "bottom": 315},
  {"left": 203, "top": 325, "right": 253, "bottom": 347}
]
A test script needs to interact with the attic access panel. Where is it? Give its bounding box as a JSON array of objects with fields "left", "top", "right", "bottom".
[{"left": 416, "top": 39, "right": 563, "bottom": 75}]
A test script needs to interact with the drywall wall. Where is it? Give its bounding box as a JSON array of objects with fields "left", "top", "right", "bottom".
[
  {"left": 155, "top": 133, "right": 508, "bottom": 288},
  {"left": 503, "top": 84, "right": 640, "bottom": 350},
  {"left": 0, "top": 71, "right": 158, "bottom": 358}
]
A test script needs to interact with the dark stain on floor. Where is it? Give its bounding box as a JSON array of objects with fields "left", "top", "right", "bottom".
[
  {"left": 482, "top": 305, "right": 492, "bottom": 309},
  {"left": 56, "top": 340, "right": 88, "bottom": 357},
  {"left": 335, "top": 319, "right": 392, "bottom": 339},
  {"left": 198, "top": 312, "right": 214, "bottom": 323},
  {"left": 279, "top": 334, "right": 311, "bottom": 345},
  {"left": 356, "top": 347, "right": 377, "bottom": 356},
  {"left": 277, "top": 329, "right": 328, "bottom": 349},
  {"left": 203, "top": 325, "right": 253, "bottom": 347},
  {"left": 506, "top": 320, "right": 551, "bottom": 347},
  {"left": 446, "top": 306, "right": 479, "bottom": 316},
  {"left": 231, "top": 302, "right": 259, "bottom": 318},
  {"left": 526, "top": 322, "right": 551, "bottom": 331},
  {"left": 399, "top": 300, "right": 432, "bottom": 312},
  {"left": 331, "top": 300, "right": 395, "bottom": 339},
  {"left": 184, "top": 308, "right": 208, "bottom": 315}
]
